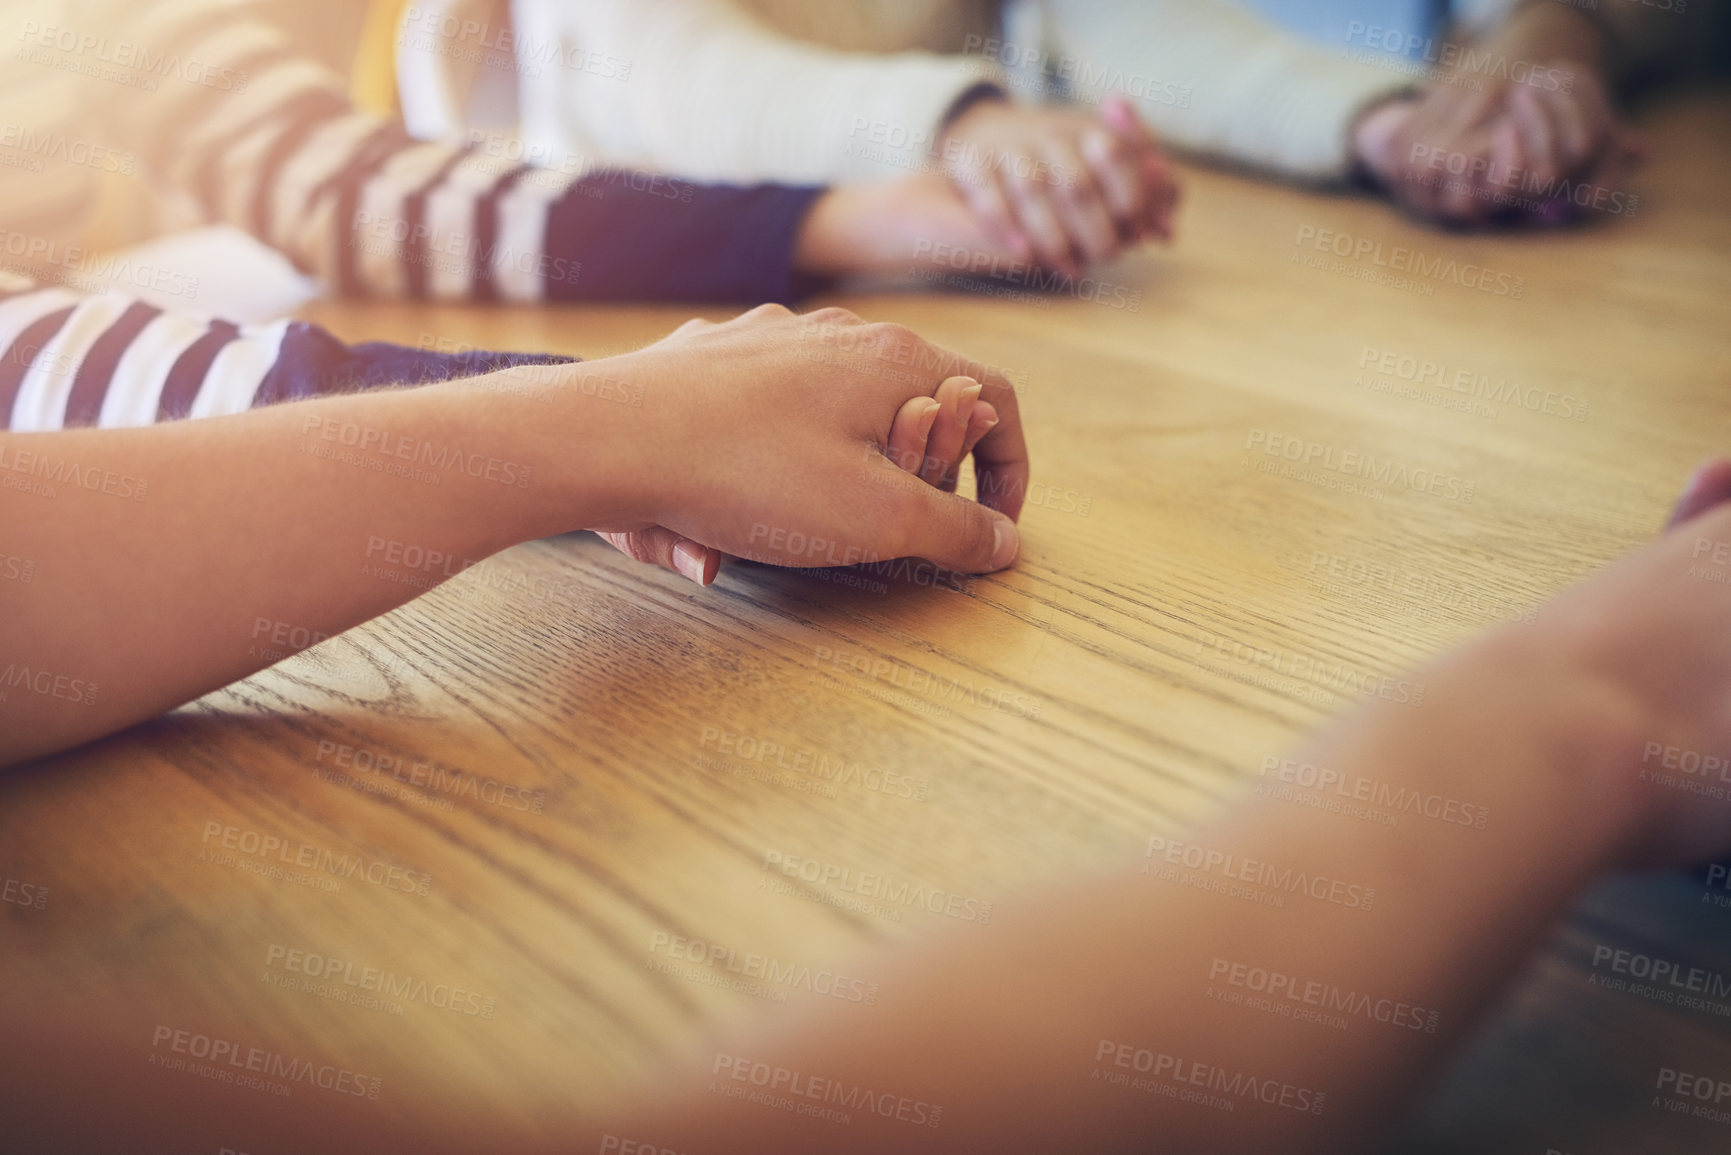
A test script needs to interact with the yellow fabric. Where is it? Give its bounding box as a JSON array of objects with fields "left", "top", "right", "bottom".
[{"left": 351, "top": 0, "right": 411, "bottom": 116}]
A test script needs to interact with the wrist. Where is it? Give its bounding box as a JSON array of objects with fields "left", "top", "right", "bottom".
[
  {"left": 1438, "top": 623, "right": 1653, "bottom": 865},
  {"left": 936, "top": 83, "right": 1008, "bottom": 147},
  {"left": 441, "top": 356, "right": 660, "bottom": 541},
  {"left": 1498, "top": 1, "right": 1613, "bottom": 73}
]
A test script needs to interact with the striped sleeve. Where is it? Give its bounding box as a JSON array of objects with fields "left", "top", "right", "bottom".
[
  {"left": 88, "top": 0, "right": 823, "bottom": 305},
  {"left": 0, "top": 275, "right": 575, "bottom": 434}
]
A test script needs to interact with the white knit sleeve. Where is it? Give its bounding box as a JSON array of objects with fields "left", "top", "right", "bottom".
[
  {"left": 510, "top": 0, "right": 1007, "bottom": 185},
  {"left": 1033, "top": 0, "right": 1410, "bottom": 184}
]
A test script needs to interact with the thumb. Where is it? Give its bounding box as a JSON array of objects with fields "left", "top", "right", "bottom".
[
  {"left": 599, "top": 528, "right": 722, "bottom": 586},
  {"left": 1667, "top": 459, "right": 1731, "bottom": 531},
  {"left": 893, "top": 483, "right": 1022, "bottom": 575}
]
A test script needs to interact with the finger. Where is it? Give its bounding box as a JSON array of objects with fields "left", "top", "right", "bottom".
[
  {"left": 886, "top": 395, "right": 942, "bottom": 475},
  {"left": 1490, "top": 115, "right": 1526, "bottom": 219},
  {"left": 1616, "top": 126, "right": 1649, "bottom": 168},
  {"left": 1142, "top": 152, "right": 1180, "bottom": 240},
  {"left": 1513, "top": 86, "right": 1558, "bottom": 187},
  {"left": 1434, "top": 148, "right": 1489, "bottom": 223},
  {"left": 1097, "top": 97, "right": 1177, "bottom": 239},
  {"left": 1668, "top": 459, "right": 1731, "bottom": 530},
  {"left": 600, "top": 527, "right": 721, "bottom": 587},
  {"left": 959, "top": 400, "right": 1000, "bottom": 463},
  {"left": 970, "top": 368, "right": 1030, "bottom": 520},
  {"left": 891, "top": 481, "right": 1022, "bottom": 575},
  {"left": 959, "top": 169, "right": 1033, "bottom": 263},
  {"left": 1100, "top": 94, "right": 1156, "bottom": 146},
  {"left": 920, "top": 375, "right": 983, "bottom": 488},
  {"left": 1006, "top": 174, "right": 1078, "bottom": 276},
  {"left": 1079, "top": 124, "right": 1147, "bottom": 238},
  {"left": 1536, "top": 87, "right": 1595, "bottom": 174},
  {"left": 943, "top": 399, "right": 1000, "bottom": 493},
  {"left": 1050, "top": 140, "right": 1122, "bottom": 265}
]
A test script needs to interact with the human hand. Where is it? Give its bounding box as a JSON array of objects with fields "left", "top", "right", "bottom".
[
  {"left": 1500, "top": 460, "right": 1731, "bottom": 869},
  {"left": 600, "top": 369, "right": 998, "bottom": 583},
  {"left": 936, "top": 93, "right": 1178, "bottom": 276},
  {"left": 589, "top": 305, "right": 1027, "bottom": 583},
  {"left": 793, "top": 170, "right": 1028, "bottom": 282},
  {"left": 1353, "top": 65, "right": 1639, "bottom": 227}
]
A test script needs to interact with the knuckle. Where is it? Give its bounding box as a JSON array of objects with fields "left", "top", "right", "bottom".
[
  {"left": 803, "top": 306, "right": 861, "bottom": 326},
  {"left": 959, "top": 503, "right": 995, "bottom": 562}
]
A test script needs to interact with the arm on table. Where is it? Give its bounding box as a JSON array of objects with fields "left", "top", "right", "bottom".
[
  {"left": 0, "top": 306, "right": 1028, "bottom": 767},
  {"left": 594, "top": 475, "right": 1731, "bottom": 1153}
]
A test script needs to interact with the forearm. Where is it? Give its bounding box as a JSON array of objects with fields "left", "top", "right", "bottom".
[
  {"left": 1465, "top": 1, "right": 1613, "bottom": 75},
  {"left": 512, "top": 0, "right": 1003, "bottom": 186},
  {"left": 602, "top": 628, "right": 1645, "bottom": 1152},
  {"left": 0, "top": 362, "right": 620, "bottom": 766},
  {"left": 1041, "top": 0, "right": 1406, "bottom": 183},
  {"left": 87, "top": 1, "right": 822, "bottom": 305}
]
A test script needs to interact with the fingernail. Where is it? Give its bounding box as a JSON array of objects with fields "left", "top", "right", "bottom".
[
  {"left": 960, "top": 381, "right": 984, "bottom": 406},
  {"left": 990, "top": 517, "right": 1021, "bottom": 571},
  {"left": 672, "top": 541, "right": 710, "bottom": 586},
  {"left": 916, "top": 398, "right": 942, "bottom": 436}
]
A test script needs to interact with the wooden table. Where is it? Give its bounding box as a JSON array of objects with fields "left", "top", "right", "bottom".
[{"left": 3, "top": 91, "right": 1729, "bottom": 1154}]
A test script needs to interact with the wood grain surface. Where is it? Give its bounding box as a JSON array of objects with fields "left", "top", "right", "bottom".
[{"left": 2, "top": 91, "right": 1729, "bottom": 1155}]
